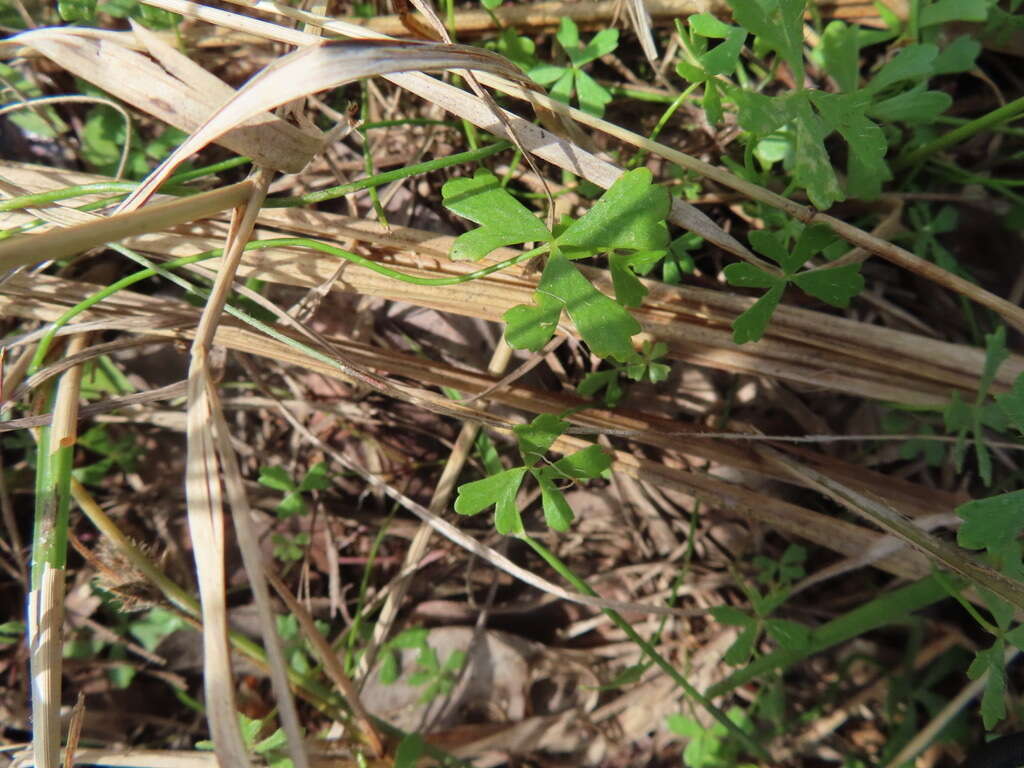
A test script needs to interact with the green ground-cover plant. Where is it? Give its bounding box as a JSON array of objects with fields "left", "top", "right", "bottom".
[
  {"left": 676, "top": 1, "right": 985, "bottom": 209},
  {"left": 527, "top": 17, "right": 618, "bottom": 117},
  {"left": 724, "top": 222, "right": 863, "bottom": 343},
  {"left": 6, "top": 0, "right": 1024, "bottom": 764},
  {"left": 442, "top": 166, "right": 669, "bottom": 362}
]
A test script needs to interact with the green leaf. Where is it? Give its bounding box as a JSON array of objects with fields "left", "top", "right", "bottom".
[
  {"left": 557, "top": 168, "right": 670, "bottom": 256},
  {"left": 535, "top": 253, "right": 642, "bottom": 361},
  {"left": 390, "top": 627, "right": 429, "bottom": 648},
  {"left": 503, "top": 290, "right": 563, "bottom": 351},
  {"left": 731, "top": 89, "right": 789, "bottom": 135},
  {"left": 723, "top": 624, "right": 759, "bottom": 665},
  {"left": 919, "top": 0, "right": 988, "bottom": 27},
  {"left": 968, "top": 641, "right": 1007, "bottom": 728},
  {"left": 689, "top": 13, "right": 746, "bottom": 76},
  {"left": 866, "top": 44, "right": 939, "bottom": 93},
  {"left": 748, "top": 229, "right": 789, "bottom": 268},
  {"left": 529, "top": 63, "right": 567, "bottom": 86},
  {"left": 555, "top": 16, "right": 580, "bottom": 51},
  {"left": 442, "top": 170, "right": 551, "bottom": 261},
  {"left": 722, "top": 262, "right": 781, "bottom": 290},
  {"left": 58, "top": 0, "right": 97, "bottom": 22},
  {"left": 298, "top": 461, "right": 330, "bottom": 492},
  {"left": 515, "top": 413, "right": 569, "bottom": 464},
  {"left": 538, "top": 477, "right": 575, "bottom": 531},
  {"left": 811, "top": 91, "right": 891, "bottom": 200},
  {"left": 549, "top": 69, "right": 576, "bottom": 105},
  {"left": 956, "top": 490, "right": 1024, "bottom": 551},
  {"left": 578, "top": 369, "right": 624, "bottom": 406},
  {"left": 496, "top": 29, "right": 537, "bottom": 71},
  {"left": 791, "top": 264, "right": 865, "bottom": 307},
  {"left": 259, "top": 465, "right": 297, "bottom": 493},
  {"left": 867, "top": 84, "right": 952, "bottom": 124},
  {"left": 609, "top": 251, "right": 662, "bottom": 307},
  {"left": 711, "top": 605, "right": 756, "bottom": 628},
  {"left": 551, "top": 444, "right": 612, "bottom": 479},
  {"left": 703, "top": 79, "right": 724, "bottom": 125},
  {"left": 729, "top": 0, "right": 807, "bottom": 84},
  {"left": 574, "top": 69, "right": 614, "bottom": 117},
  {"left": 391, "top": 733, "right": 423, "bottom": 768},
  {"left": 454, "top": 467, "right": 528, "bottom": 535},
  {"left": 790, "top": 95, "right": 845, "bottom": 209},
  {"left": 575, "top": 28, "right": 619, "bottom": 66},
  {"left": 932, "top": 35, "right": 981, "bottom": 74},
  {"left": 820, "top": 21, "right": 860, "bottom": 92},
  {"left": 731, "top": 283, "right": 785, "bottom": 344},
  {"left": 764, "top": 618, "right": 812, "bottom": 652},
  {"left": 788, "top": 223, "right": 839, "bottom": 272},
  {"left": 995, "top": 373, "right": 1024, "bottom": 433}
]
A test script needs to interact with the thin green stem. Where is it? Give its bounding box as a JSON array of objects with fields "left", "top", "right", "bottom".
[
  {"left": 30, "top": 235, "right": 544, "bottom": 376},
  {"left": 896, "top": 94, "right": 1024, "bottom": 170},
  {"left": 0, "top": 156, "right": 252, "bottom": 214},
  {"left": 265, "top": 141, "right": 509, "bottom": 207},
  {"left": 519, "top": 534, "right": 772, "bottom": 762}
]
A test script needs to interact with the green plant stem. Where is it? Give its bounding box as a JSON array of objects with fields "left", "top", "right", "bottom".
[
  {"left": 705, "top": 574, "right": 948, "bottom": 698},
  {"left": 896, "top": 94, "right": 1024, "bottom": 170},
  {"left": 629, "top": 83, "right": 699, "bottom": 169},
  {"left": 0, "top": 156, "right": 252, "bottom": 214},
  {"left": 519, "top": 533, "right": 771, "bottom": 762},
  {"left": 30, "top": 236, "right": 545, "bottom": 375},
  {"left": 265, "top": 141, "right": 509, "bottom": 206}
]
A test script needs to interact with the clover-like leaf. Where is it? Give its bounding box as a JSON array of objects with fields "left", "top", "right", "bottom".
[
  {"left": 574, "top": 27, "right": 619, "bottom": 67},
  {"left": 503, "top": 290, "right": 562, "bottom": 351},
  {"left": 442, "top": 170, "right": 551, "bottom": 261},
  {"left": 538, "top": 476, "right": 575, "bottom": 531},
  {"left": 514, "top": 413, "right": 569, "bottom": 465},
  {"left": 729, "top": 0, "right": 806, "bottom": 84},
  {"left": 550, "top": 444, "right": 612, "bottom": 479},
  {"left": 957, "top": 490, "right": 1024, "bottom": 553},
  {"left": 575, "top": 69, "right": 614, "bottom": 117},
  {"left": 536, "top": 253, "right": 641, "bottom": 361},
  {"left": 609, "top": 251, "right": 662, "bottom": 307},
  {"left": 995, "top": 372, "right": 1024, "bottom": 434},
  {"left": 688, "top": 13, "right": 746, "bottom": 76},
  {"left": 454, "top": 467, "right": 528, "bottom": 535},
  {"left": 556, "top": 168, "right": 670, "bottom": 256},
  {"left": 723, "top": 262, "right": 782, "bottom": 289},
  {"left": 731, "top": 283, "right": 785, "bottom": 344},
  {"left": 865, "top": 44, "right": 939, "bottom": 94},
  {"left": 791, "top": 264, "right": 865, "bottom": 307}
]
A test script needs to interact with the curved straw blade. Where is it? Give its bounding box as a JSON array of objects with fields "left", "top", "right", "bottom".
[{"left": 118, "top": 39, "right": 533, "bottom": 211}]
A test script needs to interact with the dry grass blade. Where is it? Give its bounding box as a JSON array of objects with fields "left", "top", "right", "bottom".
[
  {"left": 758, "top": 444, "right": 1024, "bottom": 612},
  {"left": 2, "top": 25, "right": 321, "bottom": 172},
  {"left": 0, "top": 182, "right": 253, "bottom": 270},
  {"left": 135, "top": 0, "right": 754, "bottom": 261},
  {"left": 265, "top": 569, "right": 384, "bottom": 757},
  {"left": 117, "top": 38, "right": 532, "bottom": 211}
]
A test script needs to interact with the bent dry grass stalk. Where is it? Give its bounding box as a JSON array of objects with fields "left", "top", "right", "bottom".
[{"left": 3, "top": 0, "right": 1024, "bottom": 765}]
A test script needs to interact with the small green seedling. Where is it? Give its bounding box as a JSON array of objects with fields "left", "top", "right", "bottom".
[
  {"left": 713, "top": 544, "right": 810, "bottom": 665},
  {"left": 528, "top": 17, "right": 618, "bottom": 116},
  {"left": 198, "top": 714, "right": 296, "bottom": 768},
  {"left": 667, "top": 706, "right": 757, "bottom": 768},
  {"left": 442, "top": 167, "right": 669, "bottom": 364},
  {"left": 378, "top": 628, "right": 467, "bottom": 704},
  {"left": 953, "top": 364, "right": 1024, "bottom": 728},
  {"left": 578, "top": 340, "right": 670, "bottom": 408},
  {"left": 944, "top": 326, "right": 1011, "bottom": 486},
  {"left": 724, "top": 223, "right": 863, "bottom": 343},
  {"left": 454, "top": 412, "right": 611, "bottom": 534},
  {"left": 258, "top": 460, "right": 330, "bottom": 518}
]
